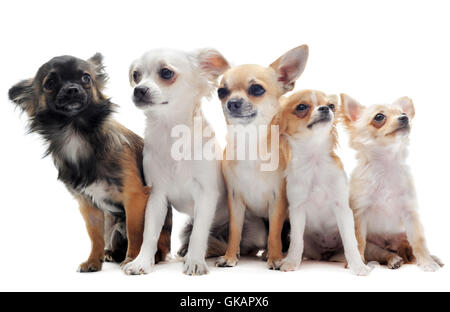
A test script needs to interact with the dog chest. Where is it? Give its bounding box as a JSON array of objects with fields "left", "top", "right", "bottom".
[
  {"left": 80, "top": 182, "right": 124, "bottom": 216},
  {"left": 228, "top": 160, "right": 282, "bottom": 217}
]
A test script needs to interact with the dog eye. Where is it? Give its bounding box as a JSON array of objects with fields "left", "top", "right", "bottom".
[
  {"left": 132, "top": 71, "right": 141, "bottom": 83},
  {"left": 374, "top": 113, "right": 386, "bottom": 122},
  {"left": 248, "top": 84, "right": 265, "bottom": 97},
  {"left": 81, "top": 74, "right": 91, "bottom": 84},
  {"left": 218, "top": 88, "right": 229, "bottom": 100},
  {"left": 44, "top": 78, "right": 56, "bottom": 91},
  {"left": 159, "top": 68, "right": 174, "bottom": 80},
  {"left": 296, "top": 104, "right": 309, "bottom": 111},
  {"left": 328, "top": 103, "right": 335, "bottom": 111}
]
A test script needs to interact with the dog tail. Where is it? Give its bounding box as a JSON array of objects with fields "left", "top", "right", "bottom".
[
  {"left": 177, "top": 220, "right": 229, "bottom": 258},
  {"left": 109, "top": 220, "right": 128, "bottom": 263}
]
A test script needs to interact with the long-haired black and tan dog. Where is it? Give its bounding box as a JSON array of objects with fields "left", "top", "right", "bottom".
[{"left": 8, "top": 54, "right": 172, "bottom": 272}]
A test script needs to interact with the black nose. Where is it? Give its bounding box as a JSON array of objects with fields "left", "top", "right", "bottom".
[
  {"left": 66, "top": 86, "right": 80, "bottom": 96},
  {"left": 134, "top": 86, "right": 149, "bottom": 101},
  {"left": 399, "top": 115, "right": 409, "bottom": 125},
  {"left": 318, "top": 106, "right": 329, "bottom": 112},
  {"left": 227, "top": 98, "right": 243, "bottom": 113}
]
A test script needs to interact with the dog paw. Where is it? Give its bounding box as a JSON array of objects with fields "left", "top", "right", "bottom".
[
  {"left": 122, "top": 256, "right": 153, "bottom": 275},
  {"left": 387, "top": 255, "right": 404, "bottom": 270},
  {"left": 280, "top": 258, "right": 299, "bottom": 272},
  {"left": 349, "top": 263, "right": 372, "bottom": 276},
  {"left": 267, "top": 258, "right": 282, "bottom": 270},
  {"left": 183, "top": 258, "right": 209, "bottom": 276},
  {"left": 104, "top": 250, "right": 115, "bottom": 263},
  {"left": 418, "top": 260, "right": 441, "bottom": 272},
  {"left": 216, "top": 256, "right": 238, "bottom": 268},
  {"left": 119, "top": 257, "right": 134, "bottom": 268},
  {"left": 77, "top": 260, "right": 102, "bottom": 273}
]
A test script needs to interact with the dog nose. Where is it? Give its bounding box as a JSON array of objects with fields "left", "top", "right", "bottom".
[
  {"left": 227, "top": 99, "right": 243, "bottom": 113},
  {"left": 134, "top": 86, "right": 149, "bottom": 100},
  {"left": 398, "top": 114, "right": 409, "bottom": 125},
  {"left": 66, "top": 86, "right": 80, "bottom": 96},
  {"left": 318, "top": 106, "right": 329, "bottom": 113}
]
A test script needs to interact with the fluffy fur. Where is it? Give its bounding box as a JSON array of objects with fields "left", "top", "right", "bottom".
[
  {"left": 122, "top": 48, "right": 233, "bottom": 275},
  {"left": 216, "top": 45, "right": 309, "bottom": 270},
  {"left": 9, "top": 54, "right": 172, "bottom": 272},
  {"left": 341, "top": 93, "right": 443, "bottom": 271},
  {"left": 273, "top": 90, "right": 371, "bottom": 275}
]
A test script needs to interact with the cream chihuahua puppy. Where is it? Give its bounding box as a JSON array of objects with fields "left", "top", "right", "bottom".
[
  {"left": 341, "top": 94, "right": 443, "bottom": 271},
  {"left": 122, "top": 48, "right": 230, "bottom": 275},
  {"left": 216, "top": 45, "right": 309, "bottom": 269},
  {"left": 274, "top": 90, "right": 371, "bottom": 275}
]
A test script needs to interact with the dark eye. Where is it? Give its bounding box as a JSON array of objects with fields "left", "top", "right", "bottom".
[
  {"left": 81, "top": 74, "right": 91, "bottom": 84},
  {"left": 159, "top": 68, "right": 174, "bottom": 80},
  {"left": 248, "top": 84, "right": 265, "bottom": 96},
  {"left": 44, "top": 78, "right": 56, "bottom": 91},
  {"left": 296, "top": 104, "right": 308, "bottom": 111},
  {"left": 218, "top": 87, "right": 230, "bottom": 100},
  {"left": 132, "top": 71, "right": 141, "bottom": 83},
  {"left": 328, "top": 103, "right": 335, "bottom": 111},
  {"left": 374, "top": 113, "right": 386, "bottom": 122}
]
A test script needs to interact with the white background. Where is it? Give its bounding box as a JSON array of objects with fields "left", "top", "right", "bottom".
[{"left": 0, "top": 0, "right": 449, "bottom": 292}]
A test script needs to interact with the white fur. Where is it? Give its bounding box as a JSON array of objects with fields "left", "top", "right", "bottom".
[
  {"left": 122, "top": 48, "right": 227, "bottom": 275},
  {"left": 81, "top": 182, "right": 122, "bottom": 215},
  {"left": 281, "top": 110, "right": 371, "bottom": 275}
]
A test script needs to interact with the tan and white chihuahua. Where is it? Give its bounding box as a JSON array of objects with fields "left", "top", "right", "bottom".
[
  {"left": 274, "top": 90, "right": 371, "bottom": 275},
  {"left": 341, "top": 94, "right": 443, "bottom": 271},
  {"left": 216, "top": 45, "right": 309, "bottom": 269}
]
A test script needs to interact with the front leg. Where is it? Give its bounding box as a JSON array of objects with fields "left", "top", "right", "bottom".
[
  {"left": 267, "top": 184, "right": 287, "bottom": 270},
  {"left": 353, "top": 209, "right": 367, "bottom": 263},
  {"left": 333, "top": 201, "right": 371, "bottom": 276},
  {"left": 77, "top": 196, "right": 105, "bottom": 273},
  {"left": 216, "top": 188, "right": 246, "bottom": 268},
  {"left": 122, "top": 191, "right": 168, "bottom": 275},
  {"left": 403, "top": 209, "right": 441, "bottom": 272},
  {"left": 183, "top": 190, "right": 218, "bottom": 276},
  {"left": 281, "top": 205, "right": 306, "bottom": 272},
  {"left": 121, "top": 186, "right": 149, "bottom": 266}
]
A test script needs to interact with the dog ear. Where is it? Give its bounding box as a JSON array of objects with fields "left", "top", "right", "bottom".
[
  {"left": 9, "top": 78, "right": 35, "bottom": 115},
  {"left": 340, "top": 93, "right": 364, "bottom": 123},
  {"left": 270, "top": 45, "right": 309, "bottom": 93},
  {"left": 196, "top": 49, "right": 230, "bottom": 79},
  {"left": 393, "top": 96, "right": 415, "bottom": 119},
  {"left": 88, "top": 53, "right": 108, "bottom": 90}
]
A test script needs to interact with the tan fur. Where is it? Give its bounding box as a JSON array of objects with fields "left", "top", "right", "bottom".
[
  {"left": 218, "top": 45, "right": 308, "bottom": 269},
  {"left": 77, "top": 196, "right": 105, "bottom": 272}
]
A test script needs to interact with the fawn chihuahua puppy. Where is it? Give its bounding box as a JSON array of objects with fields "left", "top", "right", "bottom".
[
  {"left": 8, "top": 54, "right": 172, "bottom": 272},
  {"left": 216, "top": 45, "right": 309, "bottom": 269},
  {"left": 122, "top": 48, "right": 231, "bottom": 276},
  {"left": 274, "top": 90, "right": 371, "bottom": 275},
  {"left": 341, "top": 94, "right": 443, "bottom": 271}
]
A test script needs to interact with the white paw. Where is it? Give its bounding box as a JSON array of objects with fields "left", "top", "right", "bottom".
[
  {"left": 387, "top": 255, "right": 404, "bottom": 270},
  {"left": 122, "top": 255, "right": 154, "bottom": 275},
  {"left": 183, "top": 258, "right": 209, "bottom": 276},
  {"left": 280, "top": 258, "right": 299, "bottom": 272},
  {"left": 350, "top": 263, "right": 372, "bottom": 276},
  {"left": 216, "top": 256, "right": 238, "bottom": 267},
  {"left": 418, "top": 260, "right": 441, "bottom": 272}
]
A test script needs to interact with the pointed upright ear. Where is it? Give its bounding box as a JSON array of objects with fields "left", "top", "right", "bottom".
[
  {"left": 393, "top": 96, "right": 415, "bottom": 119},
  {"left": 340, "top": 93, "right": 364, "bottom": 122},
  {"left": 88, "top": 53, "right": 108, "bottom": 90},
  {"left": 196, "top": 48, "right": 230, "bottom": 80},
  {"left": 270, "top": 45, "right": 309, "bottom": 93},
  {"left": 8, "top": 78, "right": 35, "bottom": 115}
]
